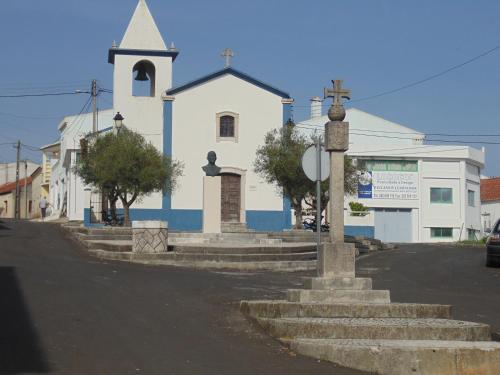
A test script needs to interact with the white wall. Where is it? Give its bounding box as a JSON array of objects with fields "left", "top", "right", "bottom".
[
  {"left": 171, "top": 74, "right": 284, "bottom": 213},
  {"left": 0, "top": 161, "right": 40, "bottom": 185},
  {"left": 482, "top": 201, "right": 500, "bottom": 231}
]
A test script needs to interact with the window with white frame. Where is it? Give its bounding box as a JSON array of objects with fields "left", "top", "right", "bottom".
[
  {"left": 431, "top": 227, "right": 453, "bottom": 238},
  {"left": 468, "top": 190, "right": 475, "bottom": 207},
  {"left": 430, "top": 187, "right": 452, "bottom": 203},
  {"left": 216, "top": 112, "right": 239, "bottom": 142}
]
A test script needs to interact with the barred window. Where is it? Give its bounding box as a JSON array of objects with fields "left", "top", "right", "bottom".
[
  {"left": 216, "top": 112, "right": 239, "bottom": 142},
  {"left": 219, "top": 115, "right": 235, "bottom": 137}
]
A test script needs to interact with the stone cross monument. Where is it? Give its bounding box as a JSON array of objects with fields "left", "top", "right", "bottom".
[
  {"left": 318, "top": 79, "right": 356, "bottom": 278},
  {"left": 286, "top": 79, "right": 390, "bottom": 304}
]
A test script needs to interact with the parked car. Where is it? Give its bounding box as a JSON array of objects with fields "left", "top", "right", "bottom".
[{"left": 486, "top": 218, "right": 500, "bottom": 267}]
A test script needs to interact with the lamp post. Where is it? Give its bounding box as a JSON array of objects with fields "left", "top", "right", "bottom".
[{"left": 114, "top": 112, "right": 124, "bottom": 133}]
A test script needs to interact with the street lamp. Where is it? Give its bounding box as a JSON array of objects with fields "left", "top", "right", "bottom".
[{"left": 113, "top": 112, "right": 124, "bottom": 131}]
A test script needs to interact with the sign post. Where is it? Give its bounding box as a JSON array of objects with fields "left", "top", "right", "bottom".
[{"left": 301, "top": 140, "right": 329, "bottom": 254}]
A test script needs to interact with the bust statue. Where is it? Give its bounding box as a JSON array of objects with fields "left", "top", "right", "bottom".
[{"left": 202, "top": 151, "right": 221, "bottom": 177}]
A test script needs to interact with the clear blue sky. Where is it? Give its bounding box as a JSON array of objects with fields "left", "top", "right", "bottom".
[{"left": 0, "top": 0, "right": 499, "bottom": 175}]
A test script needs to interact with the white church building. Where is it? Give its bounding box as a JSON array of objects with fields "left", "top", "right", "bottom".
[{"left": 50, "top": 0, "right": 293, "bottom": 231}]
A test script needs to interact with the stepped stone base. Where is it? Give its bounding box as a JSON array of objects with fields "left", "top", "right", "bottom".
[
  {"left": 305, "top": 277, "right": 372, "bottom": 290},
  {"left": 257, "top": 317, "right": 490, "bottom": 341},
  {"left": 292, "top": 339, "right": 500, "bottom": 375},
  {"left": 240, "top": 301, "right": 452, "bottom": 319},
  {"left": 287, "top": 289, "right": 391, "bottom": 304},
  {"left": 221, "top": 222, "right": 249, "bottom": 233}
]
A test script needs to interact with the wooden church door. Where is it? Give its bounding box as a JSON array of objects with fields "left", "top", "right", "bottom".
[{"left": 221, "top": 174, "right": 241, "bottom": 222}]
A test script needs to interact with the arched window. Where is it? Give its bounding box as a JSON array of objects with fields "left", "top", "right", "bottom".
[
  {"left": 132, "top": 60, "right": 156, "bottom": 97},
  {"left": 216, "top": 112, "right": 239, "bottom": 142}
]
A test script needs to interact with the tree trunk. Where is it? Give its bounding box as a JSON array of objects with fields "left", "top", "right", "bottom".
[
  {"left": 119, "top": 191, "right": 138, "bottom": 227},
  {"left": 293, "top": 202, "right": 303, "bottom": 229},
  {"left": 119, "top": 194, "right": 131, "bottom": 227},
  {"left": 108, "top": 195, "right": 118, "bottom": 222}
]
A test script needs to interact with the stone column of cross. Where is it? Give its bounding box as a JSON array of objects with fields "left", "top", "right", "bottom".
[{"left": 319, "top": 79, "right": 354, "bottom": 278}]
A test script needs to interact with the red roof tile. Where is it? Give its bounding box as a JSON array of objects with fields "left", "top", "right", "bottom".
[
  {"left": 481, "top": 177, "right": 500, "bottom": 202},
  {"left": 0, "top": 177, "right": 33, "bottom": 195}
]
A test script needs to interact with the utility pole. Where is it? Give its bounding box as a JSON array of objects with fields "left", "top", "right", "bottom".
[
  {"left": 24, "top": 160, "right": 28, "bottom": 219},
  {"left": 14, "top": 140, "right": 21, "bottom": 219},
  {"left": 92, "top": 79, "right": 98, "bottom": 133}
]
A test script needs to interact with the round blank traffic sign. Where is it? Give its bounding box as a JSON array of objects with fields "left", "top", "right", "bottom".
[{"left": 301, "top": 145, "right": 330, "bottom": 182}]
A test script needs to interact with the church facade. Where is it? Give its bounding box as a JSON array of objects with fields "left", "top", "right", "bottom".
[{"left": 86, "top": 0, "right": 293, "bottom": 231}]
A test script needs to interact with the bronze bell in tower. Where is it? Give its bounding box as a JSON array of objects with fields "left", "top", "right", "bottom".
[{"left": 134, "top": 63, "right": 149, "bottom": 81}]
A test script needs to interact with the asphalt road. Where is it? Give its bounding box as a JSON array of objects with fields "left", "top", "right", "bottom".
[{"left": 0, "top": 220, "right": 499, "bottom": 375}]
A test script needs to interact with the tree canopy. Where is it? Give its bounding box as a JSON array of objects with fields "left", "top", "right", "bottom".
[{"left": 76, "top": 128, "right": 183, "bottom": 226}]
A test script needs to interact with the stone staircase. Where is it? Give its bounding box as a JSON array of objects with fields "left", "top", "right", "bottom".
[
  {"left": 240, "top": 276, "right": 500, "bottom": 374},
  {"left": 62, "top": 225, "right": 393, "bottom": 271},
  {"left": 221, "top": 222, "right": 250, "bottom": 233}
]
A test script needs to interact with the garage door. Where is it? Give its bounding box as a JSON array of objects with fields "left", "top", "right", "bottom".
[{"left": 374, "top": 208, "right": 412, "bottom": 243}]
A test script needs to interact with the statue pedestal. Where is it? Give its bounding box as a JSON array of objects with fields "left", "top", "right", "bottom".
[{"left": 203, "top": 176, "right": 221, "bottom": 233}]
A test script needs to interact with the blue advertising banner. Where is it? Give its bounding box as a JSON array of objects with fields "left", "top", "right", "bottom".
[{"left": 358, "top": 171, "right": 373, "bottom": 199}]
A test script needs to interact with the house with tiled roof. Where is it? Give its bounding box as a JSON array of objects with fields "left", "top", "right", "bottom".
[
  {"left": 0, "top": 167, "right": 42, "bottom": 219},
  {"left": 481, "top": 177, "right": 500, "bottom": 231}
]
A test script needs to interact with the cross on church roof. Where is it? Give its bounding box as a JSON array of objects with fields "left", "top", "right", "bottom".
[
  {"left": 324, "top": 79, "right": 351, "bottom": 106},
  {"left": 221, "top": 48, "right": 234, "bottom": 68}
]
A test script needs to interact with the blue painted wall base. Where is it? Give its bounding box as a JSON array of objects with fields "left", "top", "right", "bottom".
[{"left": 345, "top": 225, "right": 375, "bottom": 238}]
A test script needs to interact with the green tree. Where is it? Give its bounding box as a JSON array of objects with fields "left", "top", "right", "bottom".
[
  {"left": 254, "top": 122, "right": 310, "bottom": 228},
  {"left": 254, "top": 122, "right": 358, "bottom": 229},
  {"left": 76, "top": 128, "right": 183, "bottom": 226}
]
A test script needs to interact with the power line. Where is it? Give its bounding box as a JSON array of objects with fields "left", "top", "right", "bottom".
[
  {"left": 291, "top": 42, "right": 500, "bottom": 108},
  {"left": 295, "top": 121, "right": 500, "bottom": 138},
  {"left": 351, "top": 43, "right": 500, "bottom": 103},
  {"left": 0, "top": 92, "right": 83, "bottom": 98},
  {"left": 294, "top": 125, "right": 500, "bottom": 144},
  {"left": 0, "top": 111, "right": 62, "bottom": 120}
]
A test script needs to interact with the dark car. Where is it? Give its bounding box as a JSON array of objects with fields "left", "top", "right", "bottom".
[{"left": 486, "top": 219, "right": 500, "bottom": 267}]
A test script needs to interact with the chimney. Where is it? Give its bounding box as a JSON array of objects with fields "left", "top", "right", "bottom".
[{"left": 310, "top": 96, "right": 323, "bottom": 119}]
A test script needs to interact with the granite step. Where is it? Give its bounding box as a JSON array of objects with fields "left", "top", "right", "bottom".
[
  {"left": 173, "top": 244, "right": 314, "bottom": 255},
  {"left": 86, "top": 240, "right": 132, "bottom": 252},
  {"left": 86, "top": 250, "right": 317, "bottom": 271},
  {"left": 76, "top": 233, "right": 132, "bottom": 242},
  {"left": 170, "top": 252, "right": 317, "bottom": 262},
  {"left": 291, "top": 338, "right": 500, "bottom": 375},
  {"left": 240, "top": 301, "right": 452, "bottom": 320},
  {"left": 257, "top": 317, "right": 491, "bottom": 341},
  {"left": 287, "top": 289, "right": 391, "bottom": 304},
  {"left": 304, "top": 277, "right": 373, "bottom": 290}
]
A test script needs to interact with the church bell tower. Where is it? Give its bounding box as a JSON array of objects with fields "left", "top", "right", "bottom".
[{"left": 108, "top": 0, "right": 178, "bottom": 151}]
